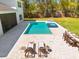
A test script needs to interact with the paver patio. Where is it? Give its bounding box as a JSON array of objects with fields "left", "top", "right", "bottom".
[{"left": 1, "top": 22, "right": 79, "bottom": 59}]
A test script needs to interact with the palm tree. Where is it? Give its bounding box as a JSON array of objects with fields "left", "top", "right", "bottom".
[
  {"left": 77, "top": 0, "right": 79, "bottom": 10},
  {"left": 76, "top": 0, "right": 79, "bottom": 17}
]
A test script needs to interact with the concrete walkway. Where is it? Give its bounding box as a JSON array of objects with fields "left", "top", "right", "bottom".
[{"left": 0, "top": 21, "right": 28, "bottom": 57}]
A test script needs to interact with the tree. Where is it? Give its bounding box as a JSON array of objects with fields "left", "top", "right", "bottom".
[{"left": 21, "top": 0, "right": 79, "bottom": 18}]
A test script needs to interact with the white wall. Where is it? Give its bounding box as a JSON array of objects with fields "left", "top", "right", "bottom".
[
  {"left": 0, "top": 19, "right": 3, "bottom": 37},
  {"left": 16, "top": 1, "right": 24, "bottom": 23}
]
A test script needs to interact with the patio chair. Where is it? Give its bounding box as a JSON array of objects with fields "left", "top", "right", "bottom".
[
  {"left": 25, "top": 42, "right": 37, "bottom": 58},
  {"left": 38, "top": 43, "right": 49, "bottom": 57},
  {"left": 63, "top": 31, "right": 68, "bottom": 41}
]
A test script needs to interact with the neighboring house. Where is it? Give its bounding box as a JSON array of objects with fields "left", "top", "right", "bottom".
[
  {"left": 28, "top": 0, "right": 48, "bottom": 3},
  {"left": 0, "top": 0, "right": 24, "bottom": 37},
  {"left": 36, "top": 0, "right": 50, "bottom": 3}
]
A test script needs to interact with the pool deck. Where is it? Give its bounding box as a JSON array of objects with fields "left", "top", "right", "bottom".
[{"left": 1, "top": 22, "right": 79, "bottom": 59}]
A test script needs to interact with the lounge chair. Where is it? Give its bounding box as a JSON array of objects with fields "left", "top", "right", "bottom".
[
  {"left": 25, "top": 42, "right": 37, "bottom": 58},
  {"left": 63, "top": 31, "right": 79, "bottom": 47},
  {"left": 76, "top": 42, "right": 79, "bottom": 47},
  {"left": 38, "top": 43, "right": 52, "bottom": 57}
]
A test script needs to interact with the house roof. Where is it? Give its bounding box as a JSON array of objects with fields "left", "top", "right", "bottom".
[{"left": 0, "top": 2, "right": 16, "bottom": 11}]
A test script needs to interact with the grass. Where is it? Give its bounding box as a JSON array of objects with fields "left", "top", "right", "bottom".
[
  {"left": 24, "top": 17, "right": 79, "bottom": 36},
  {"left": 54, "top": 18, "right": 79, "bottom": 36}
]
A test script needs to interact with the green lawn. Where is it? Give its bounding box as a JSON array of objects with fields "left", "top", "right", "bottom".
[
  {"left": 54, "top": 18, "right": 79, "bottom": 36},
  {"left": 24, "top": 18, "right": 79, "bottom": 36}
]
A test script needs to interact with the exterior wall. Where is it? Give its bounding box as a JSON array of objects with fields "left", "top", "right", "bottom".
[
  {"left": 0, "top": 19, "right": 3, "bottom": 37},
  {"left": 16, "top": 0, "right": 24, "bottom": 23}
]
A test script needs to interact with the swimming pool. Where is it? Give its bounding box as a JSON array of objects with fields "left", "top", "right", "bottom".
[
  {"left": 24, "top": 22, "right": 52, "bottom": 34},
  {"left": 47, "top": 23, "right": 58, "bottom": 28}
]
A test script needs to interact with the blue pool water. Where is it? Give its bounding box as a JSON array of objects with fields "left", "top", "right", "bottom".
[
  {"left": 24, "top": 22, "right": 52, "bottom": 34},
  {"left": 47, "top": 23, "right": 58, "bottom": 28}
]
